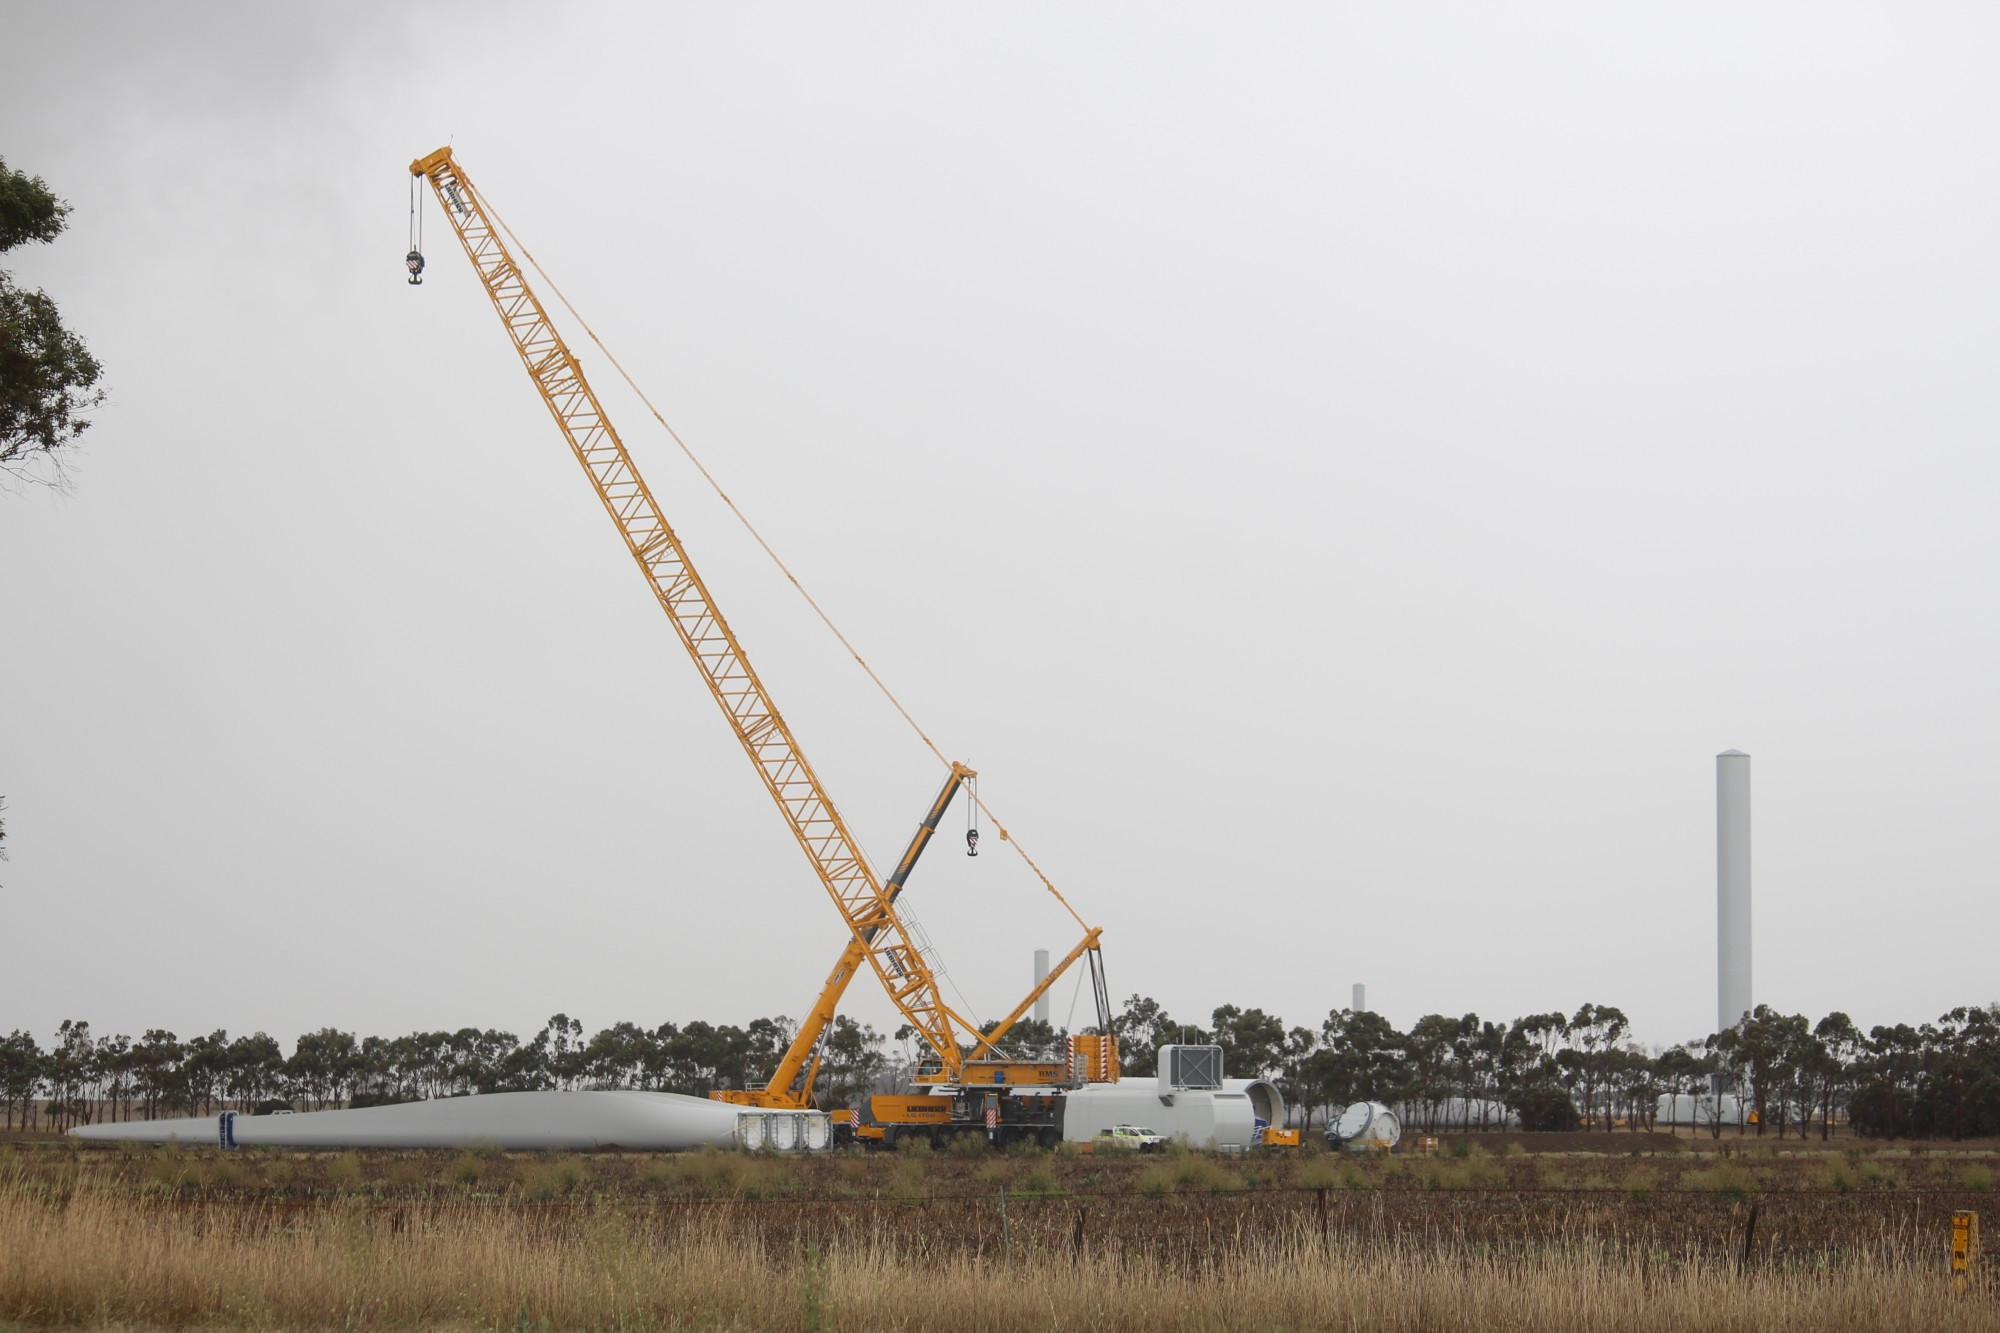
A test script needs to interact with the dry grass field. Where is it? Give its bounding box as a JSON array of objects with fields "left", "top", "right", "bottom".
[{"left": 1, "top": 1135, "right": 1995, "bottom": 1330}]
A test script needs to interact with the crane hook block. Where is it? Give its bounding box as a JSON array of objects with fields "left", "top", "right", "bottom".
[
  {"left": 405, "top": 248, "right": 426, "bottom": 286},
  {"left": 965, "top": 828, "right": 979, "bottom": 857}
]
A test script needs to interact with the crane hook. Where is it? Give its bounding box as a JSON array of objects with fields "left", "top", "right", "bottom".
[
  {"left": 405, "top": 248, "right": 425, "bottom": 286},
  {"left": 965, "top": 827, "right": 979, "bottom": 857}
]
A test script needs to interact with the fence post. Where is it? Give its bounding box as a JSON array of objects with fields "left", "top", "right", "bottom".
[
  {"left": 1953, "top": 1211, "right": 1978, "bottom": 1295},
  {"left": 1317, "top": 1186, "right": 1329, "bottom": 1254},
  {"left": 1737, "top": 1203, "right": 1760, "bottom": 1276},
  {"left": 999, "top": 1187, "right": 1012, "bottom": 1274}
]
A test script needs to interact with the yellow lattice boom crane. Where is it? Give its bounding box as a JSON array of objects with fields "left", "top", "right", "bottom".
[{"left": 408, "top": 147, "right": 1114, "bottom": 1141}]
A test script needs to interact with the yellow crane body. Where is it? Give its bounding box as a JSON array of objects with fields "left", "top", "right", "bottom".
[
  {"left": 410, "top": 146, "right": 964, "bottom": 1080},
  {"left": 411, "top": 146, "right": 1120, "bottom": 1139}
]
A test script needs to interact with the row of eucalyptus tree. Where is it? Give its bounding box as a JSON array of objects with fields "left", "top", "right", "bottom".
[
  {"left": 6, "top": 1000, "right": 1994, "bottom": 1139},
  {"left": 1107, "top": 996, "right": 2000, "bottom": 1140},
  {"left": 0, "top": 1014, "right": 886, "bottom": 1131}
]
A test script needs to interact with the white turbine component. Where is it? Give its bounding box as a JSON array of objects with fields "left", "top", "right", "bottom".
[
  {"left": 1352, "top": 983, "right": 1366, "bottom": 1013},
  {"left": 68, "top": 1090, "right": 831, "bottom": 1152},
  {"left": 1717, "top": 749, "right": 1752, "bottom": 1033},
  {"left": 1655, "top": 1092, "right": 1748, "bottom": 1128},
  {"left": 1061, "top": 1080, "right": 1267, "bottom": 1152},
  {"left": 1222, "top": 1078, "right": 1286, "bottom": 1132},
  {"left": 1331, "top": 1101, "right": 1401, "bottom": 1152},
  {"left": 1033, "top": 949, "right": 1051, "bottom": 1025},
  {"left": 1156, "top": 1044, "right": 1224, "bottom": 1093}
]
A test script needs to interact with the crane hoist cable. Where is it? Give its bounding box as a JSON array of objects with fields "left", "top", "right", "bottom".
[
  {"left": 478, "top": 197, "right": 1089, "bottom": 935},
  {"left": 405, "top": 175, "right": 425, "bottom": 285},
  {"left": 964, "top": 772, "right": 979, "bottom": 857}
]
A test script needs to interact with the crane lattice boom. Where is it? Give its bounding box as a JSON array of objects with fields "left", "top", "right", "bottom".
[{"left": 410, "top": 146, "right": 965, "bottom": 1083}]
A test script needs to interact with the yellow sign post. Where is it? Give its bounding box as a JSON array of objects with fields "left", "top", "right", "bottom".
[{"left": 1952, "top": 1211, "right": 1978, "bottom": 1294}]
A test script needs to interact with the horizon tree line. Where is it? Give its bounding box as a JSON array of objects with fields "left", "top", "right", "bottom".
[{"left": 4, "top": 999, "right": 1996, "bottom": 1141}]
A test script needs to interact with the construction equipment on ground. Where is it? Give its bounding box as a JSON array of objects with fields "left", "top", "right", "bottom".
[{"left": 409, "top": 146, "right": 1115, "bottom": 1147}]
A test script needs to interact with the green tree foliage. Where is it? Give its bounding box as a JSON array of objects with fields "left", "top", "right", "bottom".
[
  {"left": 817, "top": 1015, "right": 886, "bottom": 1109},
  {"left": 990, "top": 1017, "right": 1062, "bottom": 1061},
  {"left": 1114, "top": 994, "right": 1207, "bottom": 1077},
  {"left": 2, "top": 999, "right": 1994, "bottom": 1136},
  {"left": 0, "top": 1030, "right": 41, "bottom": 1129},
  {"left": 0, "top": 157, "right": 103, "bottom": 484},
  {"left": 1557, "top": 1003, "right": 1630, "bottom": 1132},
  {"left": 1849, "top": 1005, "right": 2000, "bottom": 1140},
  {"left": 1709, "top": 1005, "right": 1793, "bottom": 1137},
  {"left": 1314, "top": 1008, "right": 1408, "bottom": 1109},
  {"left": 1209, "top": 1004, "right": 1286, "bottom": 1082}
]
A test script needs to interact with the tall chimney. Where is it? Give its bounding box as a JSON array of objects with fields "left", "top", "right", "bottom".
[
  {"left": 1033, "top": 949, "right": 1051, "bottom": 1025},
  {"left": 1717, "top": 750, "right": 1752, "bottom": 1033},
  {"left": 1352, "top": 983, "right": 1366, "bottom": 1014}
]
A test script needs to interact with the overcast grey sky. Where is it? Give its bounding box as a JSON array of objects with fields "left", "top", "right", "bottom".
[{"left": 3, "top": 2, "right": 1996, "bottom": 1059}]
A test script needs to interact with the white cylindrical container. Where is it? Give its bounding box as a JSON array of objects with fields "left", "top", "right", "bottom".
[
  {"left": 1717, "top": 750, "right": 1752, "bottom": 1033},
  {"left": 1331, "top": 1102, "right": 1401, "bottom": 1152},
  {"left": 1033, "top": 949, "right": 1051, "bottom": 1025}
]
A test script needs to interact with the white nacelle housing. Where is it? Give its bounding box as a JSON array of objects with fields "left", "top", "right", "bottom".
[{"left": 1065, "top": 1046, "right": 1287, "bottom": 1153}]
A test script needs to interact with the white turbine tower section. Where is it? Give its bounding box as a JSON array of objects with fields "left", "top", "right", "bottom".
[
  {"left": 1033, "top": 949, "right": 1051, "bottom": 1025},
  {"left": 1717, "top": 749, "right": 1752, "bottom": 1033},
  {"left": 1352, "top": 983, "right": 1366, "bottom": 1014}
]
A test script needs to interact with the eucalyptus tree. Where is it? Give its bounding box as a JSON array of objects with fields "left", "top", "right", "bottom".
[
  {"left": 0, "top": 1030, "right": 41, "bottom": 1129},
  {"left": 1318, "top": 1007, "right": 1408, "bottom": 1109},
  {"left": 1401, "top": 1013, "right": 1470, "bottom": 1132},
  {"left": 1801, "top": 1012, "right": 1861, "bottom": 1139},
  {"left": 284, "top": 1028, "right": 359, "bottom": 1110},
  {"left": 1210, "top": 1004, "right": 1287, "bottom": 1083},
  {"left": 0, "top": 156, "right": 105, "bottom": 485},
  {"left": 817, "top": 1015, "right": 886, "bottom": 1109},
  {"left": 1278, "top": 1025, "right": 1326, "bottom": 1127},
  {"left": 1557, "top": 1004, "right": 1629, "bottom": 1132},
  {"left": 179, "top": 1031, "right": 232, "bottom": 1115},
  {"left": 130, "top": 1030, "right": 185, "bottom": 1120},
  {"left": 223, "top": 1032, "right": 285, "bottom": 1110},
  {"left": 95, "top": 1033, "right": 134, "bottom": 1123},
  {"left": 1113, "top": 994, "right": 1206, "bottom": 1077},
  {"left": 1652, "top": 1043, "right": 1711, "bottom": 1128}
]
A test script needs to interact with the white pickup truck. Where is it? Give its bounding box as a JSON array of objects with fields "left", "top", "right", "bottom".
[{"left": 1092, "top": 1124, "right": 1167, "bottom": 1152}]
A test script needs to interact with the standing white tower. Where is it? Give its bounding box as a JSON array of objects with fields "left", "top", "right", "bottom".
[
  {"left": 1716, "top": 750, "right": 1752, "bottom": 1033},
  {"left": 1033, "top": 949, "right": 1051, "bottom": 1025}
]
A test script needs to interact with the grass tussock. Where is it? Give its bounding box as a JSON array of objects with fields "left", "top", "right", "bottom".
[
  {"left": 1135, "top": 1155, "right": 1240, "bottom": 1196},
  {"left": 0, "top": 1176, "right": 1982, "bottom": 1333},
  {"left": 1684, "top": 1163, "right": 1756, "bottom": 1202},
  {"left": 1295, "top": 1156, "right": 1367, "bottom": 1192}
]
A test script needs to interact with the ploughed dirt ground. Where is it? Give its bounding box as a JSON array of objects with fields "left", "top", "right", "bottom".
[{"left": 4, "top": 1129, "right": 1998, "bottom": 1265}]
